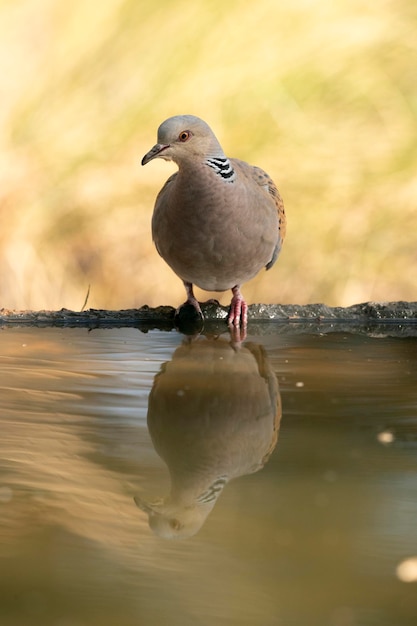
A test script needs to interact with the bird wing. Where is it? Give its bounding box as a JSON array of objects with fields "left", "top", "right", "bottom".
[{"left": 232, "top": 159, "right": 286, "bottom": 270}]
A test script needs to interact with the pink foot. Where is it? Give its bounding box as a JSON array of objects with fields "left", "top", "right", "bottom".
[
  {"left": 177, "top": 281, "right": 203, "bottom": 318},
  {"left": 228, "top": 286, "right": 248, "bottom": 328},
  {"left": 229, "top": 324, "right": 246, "bottom": 345},
  {"left": 177, "top": 297, "right": 203, "bottom": 317}
]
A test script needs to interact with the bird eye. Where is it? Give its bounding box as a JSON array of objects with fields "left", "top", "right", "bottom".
[
  {"left": 169, "top": 518, "right": 183, "bottom": 531},
  {"left": 178, "top": 130, "right": 191, "bottom": 142}
]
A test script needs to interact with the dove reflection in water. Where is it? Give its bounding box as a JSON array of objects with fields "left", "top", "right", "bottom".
[{"left": 135, "top": 336, "right": 282, "bottom": 539}]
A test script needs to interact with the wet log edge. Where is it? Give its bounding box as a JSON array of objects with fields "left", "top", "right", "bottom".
[{"left": 1, "top": 301, "right": 417, "bottom": 337}]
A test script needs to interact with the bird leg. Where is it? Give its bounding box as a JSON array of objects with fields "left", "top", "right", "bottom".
[
  {"left": 178, "top": 281, "right": 203, "bottom": 318},
  {"left": 229, "top": 324, "right": 246, "bottom": 345},
  {"left": 228, "top": 285, "right": 248, "bottom": 328}
]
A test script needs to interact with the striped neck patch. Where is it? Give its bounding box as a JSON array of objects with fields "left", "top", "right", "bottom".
[
  {"left": 205, "top": 157, "right": 236, "bottom": 182},
  {"left": 196, "top": 476, "right": 228, "bottom": 504}
]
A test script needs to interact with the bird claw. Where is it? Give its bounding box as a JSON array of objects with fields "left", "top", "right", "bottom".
[
  {"left": 178, "top": 282, "right": 204, "bottom": 318},
  {"left": 228, "top": 287, "right": 248, "bottom": 329},
  {"left": 174, "top": 297, "right": 204, "bottom": 335},
  {"left": 176, "top": 296, "right": 203, "bottom": 319},
  {"left": 229, "top": 324, "right": 246, "bottom": 345}
]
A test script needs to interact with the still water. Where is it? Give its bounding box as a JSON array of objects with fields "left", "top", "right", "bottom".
[{"left": 0, "top": 325, "right": 416, "bottom": 626}]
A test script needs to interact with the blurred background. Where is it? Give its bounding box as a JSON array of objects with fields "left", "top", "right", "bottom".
[{"left": 0, "top": 0, "right": 416, "bottom": 311}]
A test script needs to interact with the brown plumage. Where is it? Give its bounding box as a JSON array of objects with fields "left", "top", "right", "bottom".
[
  {"left": 135, "top": 336, "right": 281, "bottom": 539},
  {"left": 142, "top": 115, "right": 286, "bottom": 327}
]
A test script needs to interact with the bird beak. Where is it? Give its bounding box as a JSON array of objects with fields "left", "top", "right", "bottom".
[
  {"left": 134, "top": 495, "right": 161, "bottom": 514},
  {"left": 141, "top": 143, "right": 170, "bottom": 165}
]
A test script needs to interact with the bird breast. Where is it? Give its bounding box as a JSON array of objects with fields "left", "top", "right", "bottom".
[{"left": 152, "top": 166, "right": 279, "bottom": 292}]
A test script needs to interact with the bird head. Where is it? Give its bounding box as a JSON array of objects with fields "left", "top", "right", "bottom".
[
  {"left": 134, "top": 494, "right": 214, "bottom": 540},
  {"left": 141, "top": 114, "right": 225, "bottom": 166}
]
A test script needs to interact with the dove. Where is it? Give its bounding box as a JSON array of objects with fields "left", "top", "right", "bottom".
[
  {"left": 141, "top": 115, "right": 286, "bottom": 327},
  {"left": 135, "top": 336, "right": 281, "bottom": 539}
]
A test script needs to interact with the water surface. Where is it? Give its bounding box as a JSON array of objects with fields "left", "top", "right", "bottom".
[{"left": 0, "top": 326, "right": 416, "bottom": 626}]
